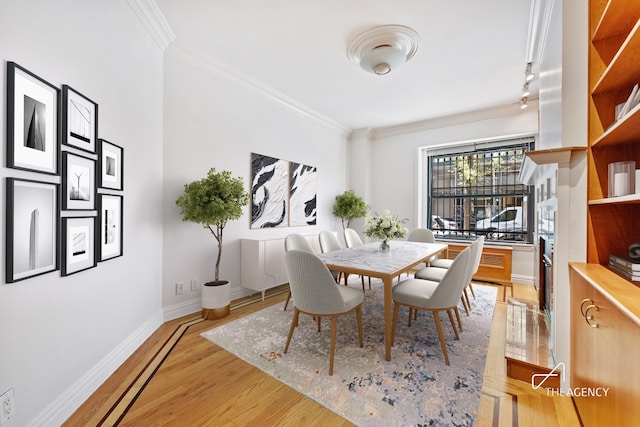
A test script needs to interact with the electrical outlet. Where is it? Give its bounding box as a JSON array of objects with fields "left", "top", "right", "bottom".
[
  {"left": 190, "top": 279, "right": 199, "bottom": 291},
  {"left": 175, "top": 282, "right": 184, "bottom": 295},
  {"left": 0, "top": 388, "right": 15, "bottom": 425}
]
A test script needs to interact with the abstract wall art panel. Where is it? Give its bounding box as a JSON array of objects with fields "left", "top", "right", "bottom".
[
  {"left": 6, "top": 178, "right": 59, "bottom": 283},
  {"left": 289, "top": 162, "right": 317, "bottom": 226},
  {"left": 250, "top": 153, "right": 289, "bottom": 228}
]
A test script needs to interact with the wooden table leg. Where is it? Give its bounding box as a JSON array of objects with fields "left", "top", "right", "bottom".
[{"left": 384, "top": 275, "right": 393, "bottom": 361}]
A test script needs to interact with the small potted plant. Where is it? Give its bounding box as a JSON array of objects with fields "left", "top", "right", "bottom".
[
  {"left": 176, "top": 168, "right": 249, "bottom": 319},
  {"left": 332, "top": 190, "right": 369, "bottom": 230}
]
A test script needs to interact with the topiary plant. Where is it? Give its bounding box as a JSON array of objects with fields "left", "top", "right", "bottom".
[
  {"left": 332, "top": 190, "right": 369, "bottom": 230},
  {"left": 176, "top": 168, "right": 249, "bottom": 283}
]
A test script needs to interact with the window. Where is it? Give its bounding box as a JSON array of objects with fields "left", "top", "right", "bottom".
[{"left": 423, "top": 137, "right": 535, "bottom": 243}]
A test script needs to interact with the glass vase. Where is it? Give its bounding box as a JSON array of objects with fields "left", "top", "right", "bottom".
[{"left": 379, "top": 239, "right": 390, "bottom": 252}]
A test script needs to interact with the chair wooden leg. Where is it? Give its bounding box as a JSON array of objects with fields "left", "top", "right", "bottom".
[
  {"left": 468, "top": 282, "right": 476, "bottom": 299},
  {"left": 464, "top": 288, "right": 472, "bottom": 310},
  {"left": 284, "top": 308, "right": 300, "bottom": 353},
  {"left": 356, "top": 306, "right": 364, "bottom": 347},
  {"left": 360, "top": 275, "right": 365, "bottom": 292},
  {"left": 329, "top": 316, "right": 337, "bottom": 375},
  {"left": 432, "top": 310, "right": 450, "bottom": 365},
  {"left": 454, "top": 306, "right": 463, "bottom": 331},
  {"left": 391, "top": 302, "right": 401, "bottom": 345},
  {"left": 317, "top": 316, "right": 322, "bottom": 332},
  {"left": 447, "top": 309, "right": 460, "bottom": 339},
  {"left": 283, "top": 290, "right": 292, "bottom": 311},
  {"left": 368, "top": 276, "right": 371, "bottom": 289},
  {"left": 460, "top": 295, "right": 469, "bottom": 315},
  {"left": 407, "top": 307, "right": 413, "bottom": 327}
]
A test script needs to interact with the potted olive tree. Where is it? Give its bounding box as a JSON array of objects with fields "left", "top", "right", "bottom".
[
  {"left": 332, "top": 190, "right": 369, "bottom": 230},
  {"left": 176, "top": 168, "right": 249, "bottom": 319}
]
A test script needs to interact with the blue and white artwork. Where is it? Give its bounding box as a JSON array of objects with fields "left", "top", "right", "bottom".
[
  {"left": 251, "top": 153, "right": 288, "bottom": 228},
  {"left": 289, "top": 162, "right": 317, "bottom": 226}
]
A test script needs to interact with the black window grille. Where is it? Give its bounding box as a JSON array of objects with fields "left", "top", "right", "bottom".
[{"left": 425, "top": 137, "right": 535, "bottom": 243}]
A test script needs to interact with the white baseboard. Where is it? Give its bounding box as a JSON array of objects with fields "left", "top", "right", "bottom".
[
  {"left": 28, "top": 310, "right": 164, "bottom": 427},
  {"left": 511, "top": 273, "right": 534, "bottom": 286}
]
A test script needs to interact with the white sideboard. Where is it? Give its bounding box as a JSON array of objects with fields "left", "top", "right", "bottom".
[{"left": 241, "top": 235, "right": 319, "bottom": 299}]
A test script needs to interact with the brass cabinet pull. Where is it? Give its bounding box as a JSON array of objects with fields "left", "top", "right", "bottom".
[
  {"left": 580, "top": 298, "right": 593, "bottom": 317},
  {"left": 584, "top": 304, "right": 599, "bottom": 328}
]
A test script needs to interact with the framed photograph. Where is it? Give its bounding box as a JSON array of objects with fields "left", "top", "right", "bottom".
[
  {"left": 6, "top": 62, "right": 60, "bottom": 175},
  {"left": 62, "top": 85, "right": 98, "bottom": 154},
  {"left": 6, "top": 178, "right": 59, "bottom": 283},
  {"left": 98, "top": 194, "right": 123, "bottom": 261},
  {"left": 62, "top": 152, "right": 96, "bottom": 210},
  {"left": 62, "top": 216, "right": 96, "bottom": 276},
  {"left": 98, "top": 139, "right": 123, "bottom": 190}
]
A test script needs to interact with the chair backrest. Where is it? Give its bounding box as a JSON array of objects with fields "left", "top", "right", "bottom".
[
  {"left": 427, "top": 246, "right": 473, "bottom": 308},
  {"left": 318, "top": 230, "right": 343, "bottom": 253},
  {"left": 284, "top": 234, "right": 314, "bottom": 253},
  {"left": 344, "top": 228, "right": 364, "bottom": 248},
  {"left": 285, "top": 250, "right": 349, "bottom": 314},
  {"left": 471, "top": 236, "right": 485, "bottom": 274},
  {"left": 407, "top": 228, "right": 435, "bottom": 243}
]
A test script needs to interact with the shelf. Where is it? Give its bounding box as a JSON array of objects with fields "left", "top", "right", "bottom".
[
  {"left": 592, "top": 102, "right": 640, "bottom": 147},
  {"left": 592, "top": 19, "right": 640, "bottom": 96},
  {"left": 518, "top": 147, "right": 586, "bottom": 185},
  {"left": 592, "top": 1, "right": 640, "bottom": 47},
  {"left": 588, "top": 193, "right": 640, "bottom": 205}
]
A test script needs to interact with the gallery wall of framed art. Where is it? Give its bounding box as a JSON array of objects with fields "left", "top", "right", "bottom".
[{"left": 4, "top": 61, "right": 125, "bottom": 283}]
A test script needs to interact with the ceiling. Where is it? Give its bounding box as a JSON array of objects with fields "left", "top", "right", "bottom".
[{"left": 154, "top": 0, "right": 537, "bottom": 131}]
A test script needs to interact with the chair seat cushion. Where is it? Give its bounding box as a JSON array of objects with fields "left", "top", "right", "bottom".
[
  {"left": 429, "top": 258, "right": 454, "bottom": 269},
  {"left": 392, "top": 278, "right": 439, "bottom": 307},
  {"left": 415, "top": 266, "right": 447, "bottom": 281},
  {"left": 337, "top": 286, "right": 365, "bottom": 311}
]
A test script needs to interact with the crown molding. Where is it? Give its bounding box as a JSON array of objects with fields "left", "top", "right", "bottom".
[
  {"left": 365, "top": 101, "right": 539, "bottom": 140},
  {"left": 166, "top": 42, "right": 351, "bottom": 137},
  {"left": 127, "top": 0, "right": 176, "bottom": 51}
]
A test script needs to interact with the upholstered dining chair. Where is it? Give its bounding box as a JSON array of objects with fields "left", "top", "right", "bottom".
[
  {"left": 283, "top": 233, "right": 314, "bottom": 311},
  {"left": 415, "top": 236, "right": 485, "bottom": 314},
  {"left": 284, "top": 249, "right": 364, "bottom": 375},
  {"left": 391, "top": 246, "right": 473, "bottom": 365},
  {"left": 343, "top": 228, "right": 370, "bottom": 291},
  {"left": 404, "top": 228, "right": 437, "bottom": 278},
  {"left": 318, "top": 230, "right": 346, "bottom": 285}
]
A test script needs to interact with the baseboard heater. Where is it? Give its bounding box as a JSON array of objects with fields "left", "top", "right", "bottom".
[{"left": 444, "top": 244, "right": 513, "bottom": 286}]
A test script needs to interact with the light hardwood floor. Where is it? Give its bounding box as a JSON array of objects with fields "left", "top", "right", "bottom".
[{"left": 65, "top": 282, "right": 581, "bottom": 426}]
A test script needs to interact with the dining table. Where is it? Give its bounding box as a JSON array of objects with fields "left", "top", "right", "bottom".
[{"left": 316, "top": 240, "right": 448, "bottom": 361}]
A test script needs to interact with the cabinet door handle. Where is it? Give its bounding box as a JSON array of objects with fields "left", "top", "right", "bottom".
[
  {"left": 580, "top": 298, "right": 593, "bottom": 317},
  {"left": 584, "top": 304, "right": 599, "bottom": 328}
]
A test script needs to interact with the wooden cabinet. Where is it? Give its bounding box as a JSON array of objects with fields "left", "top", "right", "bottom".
[
  {"left": 569, "top": 264, "right": 640, "bottom": 426},
  {"left": 568, "top": 2, "right": 640, "bottom": 423}
]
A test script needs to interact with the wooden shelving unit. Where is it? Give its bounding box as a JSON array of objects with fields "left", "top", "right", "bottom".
[{"left": 569, "top": 2, "right": 640, "bottom": 425}]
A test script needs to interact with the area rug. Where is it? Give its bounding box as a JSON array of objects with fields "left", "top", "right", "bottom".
[{"left": 202, "top": 278, "right": 497, "bottom": 426}]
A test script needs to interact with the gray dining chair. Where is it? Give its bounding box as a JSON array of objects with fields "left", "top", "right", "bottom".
[
  {"left": 318, "top": 230, "right": 346, "bottom": 285},
  {"left": 391, "top": 246, "right": 473, "bottom": 365},
  {"left": 415, "top": 236, "right": 484, "bottom": 314},
  {"left": 343, "top": 228, "right": 370, "bottom": 291},
  {"left": 283, "top": 233, "right": 314, "bottom": 311},
  {"left": 284, "top": 249, "right": 364, "bottom": 375}
]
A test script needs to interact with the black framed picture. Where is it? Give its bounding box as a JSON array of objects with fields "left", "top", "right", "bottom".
[
  {"left": 62, "top": 152, "right": 96, "bottom": 210},
  {"left": 6, "top": 178, "right": 59, "bottom": 283},
  {"left": 62, "top": 85, "right": 98, "bottom": 154},
  {"left": 61, "top": 216, "right": 96, "bottom": 276},
  {"left": 98, "top": 194, "right": 123, "bottom": 261},
  {"left": 98, "top": 139, "right": 123, "bottom": 190},
  {"left": 6, "top": 62, "right": 60, "bottom": 175}
]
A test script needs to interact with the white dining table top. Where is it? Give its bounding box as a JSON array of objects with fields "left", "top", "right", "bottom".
[{"left": 316, "top": 240, "right": 448, "bottom": 276}]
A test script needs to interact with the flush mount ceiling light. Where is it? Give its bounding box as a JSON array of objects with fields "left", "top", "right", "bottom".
[{"left": 347, "top": 25, "right": 419, "bottom": 75}]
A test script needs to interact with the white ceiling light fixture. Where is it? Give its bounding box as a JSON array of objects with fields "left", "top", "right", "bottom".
[{"left": 347, "top": 25, "right": 419, "bottom": 75}]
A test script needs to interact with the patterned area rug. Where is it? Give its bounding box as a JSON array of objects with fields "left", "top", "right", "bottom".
[{"left": 202, "top": 278, "right": 497, "bottom": 426}]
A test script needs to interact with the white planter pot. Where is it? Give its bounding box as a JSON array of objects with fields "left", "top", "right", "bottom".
[{"left": 201, "top": 280, "right": 230, "bottom": 319}]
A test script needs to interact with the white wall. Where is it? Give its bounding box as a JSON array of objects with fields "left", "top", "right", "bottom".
[
  {"left": 349, "top": 105, "right": 540, "bottom": 282},
  {"left": 161, "top": 46, "right": 349, "bottom": 314},
  {"left": 0, "top": 1, "right": 164, "bottom": 425}
]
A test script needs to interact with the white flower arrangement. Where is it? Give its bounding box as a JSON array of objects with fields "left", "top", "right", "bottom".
[{"left": 364, "top": 210, "right": 408, "bottom": 241}]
